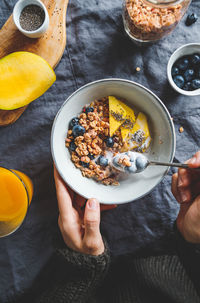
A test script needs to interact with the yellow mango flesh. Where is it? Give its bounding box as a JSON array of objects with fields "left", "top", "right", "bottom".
[
  {"left": 130, "top": 112, "right": 151, "bottom": 151},
  {"left": 120, "top": 102, "right": 136, "bottom": 141},
  {"left": 109, "top": 96, "right": 127, "bottom": 137},
  {"left": 0, "top": 52, "right": 56, "bottom": 110}
]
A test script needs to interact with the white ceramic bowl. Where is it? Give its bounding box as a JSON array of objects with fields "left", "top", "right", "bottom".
[
  {"left": 13, "top": 0, "right": 49, "bottom": 38},
  {"left": 51, "top": 79, "right": 176, "bottom": 204},
  {"left": 167, "top": 43, "right": 200, "bottom": 96}
]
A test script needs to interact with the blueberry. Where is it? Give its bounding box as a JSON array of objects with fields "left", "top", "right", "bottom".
[
  {"left": 105, "top": 137, "right": 114, "bottom": 148},
  {"left": 183, "top": 69, "right": 195, "bottom": 81},
  {"left": 176, "top": 57, "right": 189, "bottom": 71},
  {"left": 80, "top": 161, "right": 89, "bottom": 168},
  {"left": 135, "top": 156, "right": 148, "bottom": 172},
  {"left": 72, "top": 125, "right": 85, "bottom": 137},
  {"left": 191, "top": 79, "right": 200, "bottom": 90},
  {"left": 69, "top": 117, "right": 79, "bottom": 129},
  {"left": 69, "top": 141, "right": 76, "bottom": 151},
  {"left": 113, "top": 156, "right": 120, "bottom": 167},
  {"left": 173, "top": 75, "right": 185, "bottom": 89},
  {"left": 85, "top": 107, "right": 94, "bottom": 114},
  {"left": 183, "top": 82, "right": 192, "bottom": 91},
  {"left": 88, "top": 153, "right": 95, "bottom": 160},
  {"left": 185, "top": 13, "right": 198, "bottom": 26},
  {"left": 172, "top": 66, "right": 179, "bottom": 77},
  {"left": 125, "top": 165, "right": 137, "bottom": 174},
  {"left": 127, "top": 152, "right": 136, "bottom": 162},
  {"left": 98, "top": 156, "right": 108, "bottom": 167},
  {"left": 191, "top": 54, "right": 200, "bottom": 66}
]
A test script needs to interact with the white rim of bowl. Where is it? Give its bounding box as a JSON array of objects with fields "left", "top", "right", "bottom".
[
  {"left": 167, "top": 43, "right": 200, "bottom": 96},
  {"left": 13, "top": 0, "right": 49, "bottom": 35},
  {"left": 51, "top": 78, "right": 176, "bottom": 204}
]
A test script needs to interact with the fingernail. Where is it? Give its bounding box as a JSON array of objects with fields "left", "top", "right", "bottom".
[
  {"left": 178, "top": 179, "right": 183, "bottom": 187},
  {"left": 181, "top": 192, "right": 188, "bottom": 203},
  {"left": 88, "top": 199, "right": 98, "bottom": 209}
]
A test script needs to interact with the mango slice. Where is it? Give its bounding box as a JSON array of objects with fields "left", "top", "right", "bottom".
[
  {"left": 129, "top": 112, "right": 151, "bottom": 152},
  {"left": 120, "top": 102, "right": 136, "bottom": 141},
  {"left": 0, "top": 52, "right": 56, "bottom": 110},
  {"left": 109, "top": 96, "right": 135, "bottom": 138},
  {"left": 109, "top": 96, "right": 127, "bottom": 137}
]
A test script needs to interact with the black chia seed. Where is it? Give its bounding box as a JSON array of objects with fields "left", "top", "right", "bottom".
[
  {"left": 19, "top": 5, "right": 45, "bottom": 31},
  {"left": 131, "top": 130, "right": 144, "bottom": 144},
  {"left": 121, "top": 118, "right": 134, "bottom": 129},
  {"left": 111, "top": 110, "right": 124, "bottom": 122}
]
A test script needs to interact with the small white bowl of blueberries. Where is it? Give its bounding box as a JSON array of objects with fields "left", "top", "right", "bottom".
[{"left": 167, "top": 43, "right": 200, "bottom": 96}]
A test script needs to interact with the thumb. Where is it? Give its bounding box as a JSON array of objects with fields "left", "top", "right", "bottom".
[
  {"left": 84, "top": 198, "right": 101, "bottom": 238},
  {"left": 83, "top": 198, "right": 104, "bottom": 255}
]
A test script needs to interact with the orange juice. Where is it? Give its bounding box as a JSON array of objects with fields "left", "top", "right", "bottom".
[{"left": 0, "top": 167, "right": 33, "bottom": 237}]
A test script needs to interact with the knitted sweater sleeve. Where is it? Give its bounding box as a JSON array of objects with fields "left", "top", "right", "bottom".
[
  {"left": 38, "top": 240, "right": 110, "bottom": 303},
  {"left": 175, "top": 224, "right": 200, "bottom": 296}
]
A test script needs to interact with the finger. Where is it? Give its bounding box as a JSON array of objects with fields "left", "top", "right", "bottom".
[
  {"left": 185, "top": 152, "right": 200, "bottom": 181},
  {"left": 84, "top": 199, "right": 101, "bottom": 238},
  {"left": 54, "top": 166, "right": 73, "bottom": 218},
  {"left": 177, "top": 167, "right": 191, "bottom": 188},
  {"left": 176, "top": 169, "right": 192, "bottom": 203},
  {"left": 177, "top": 152, "right": 200, "bottom": 188},
  {"left": 177, "top": 153, "right": 200, "bottom": 202},
  {"left": 187, "top": 151, "right": 200, "bottom": 168},
  {"left": 171, "top": 173, "right": 182, "bottom": 203},
  {"left": 83, "top": 198, "right": 104, "bottom": 255},
  {"left": 100, "top": 204, "right": 117, "bottom": 211}
]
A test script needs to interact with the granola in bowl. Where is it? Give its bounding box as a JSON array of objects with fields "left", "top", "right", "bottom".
[{"left": 65, "top": 96, "right": 152, "bottom": 185}]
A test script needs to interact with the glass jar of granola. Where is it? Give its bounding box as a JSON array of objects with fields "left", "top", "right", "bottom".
[{"left": 122, "top": 0, "right": 191, "bottom": 44}]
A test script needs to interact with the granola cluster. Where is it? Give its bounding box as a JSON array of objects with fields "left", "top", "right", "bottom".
[
  {"left": 124, "top": 0, "right": 182, "bottom": 41},
  {"left": 65, "top": 97, "right": 124, "bottom": 185}
]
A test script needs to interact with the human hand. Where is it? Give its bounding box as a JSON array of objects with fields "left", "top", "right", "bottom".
[
  {"left": 172, "top": 151, "right": 200, "bottom": 243},
  {"left": 54, "top": 167, "right": 116, "bottom": 255}
]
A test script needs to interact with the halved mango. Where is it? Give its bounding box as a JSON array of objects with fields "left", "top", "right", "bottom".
[{"left": 0, "top": 52, "right": 56, "bottom": 110}]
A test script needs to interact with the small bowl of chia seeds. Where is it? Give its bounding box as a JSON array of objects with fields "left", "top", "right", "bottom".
[{"left": 13, "top": 0, "right": 49, "bottom": 38}]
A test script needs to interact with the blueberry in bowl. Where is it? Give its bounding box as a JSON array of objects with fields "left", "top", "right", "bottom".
[
  {"left": 171, "top": 66, "right": 179, "bottom": 77},
  {"left": 167, "top": 43, "right": 200, "bottom": 96},
  {"left": 191, "top": 54, "right": 200, "bottom": 66},
  {"left": 173, "top": 75, "right": 185, "bottom": 89},
  {"left": 183, "top": 69, "right": 194, "bottom": 82},
  {"left": 183, "top": 82, "right": 192, "bottom": 91},
  {"left": 72, "top": 125, "right": 86, "bottom": 137},
  {"left": 172, "top": 55, "right": 200, "bottom": 91},
  {"left": 69, "top": 117, "right": 79, "bottom": 129},
  {"left": 175, "top": 57, "right": 189, "bottom": 71},
  {"left": 191, "top": 79, "right": 200, "bottom": 90},
  {"left": 98, "top": 155, "right": 108, "bottom": 167}
]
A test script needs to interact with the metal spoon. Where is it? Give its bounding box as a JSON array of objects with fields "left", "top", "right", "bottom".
[{"left": 111, "top": 151, "right": 200, "bottom": 174}]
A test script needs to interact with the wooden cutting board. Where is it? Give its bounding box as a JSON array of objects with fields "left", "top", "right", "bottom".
[{"left": 0, "top": 0, "right": 69, "bottom": 126}]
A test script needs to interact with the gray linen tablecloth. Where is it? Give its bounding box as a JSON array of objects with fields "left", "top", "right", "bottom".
[{"left": 0, "top": 0, "right": 200, "bottom": 302}]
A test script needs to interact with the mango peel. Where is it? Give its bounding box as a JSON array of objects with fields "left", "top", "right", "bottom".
[{"left": 0, "top": 52, "right": 56, "bottom": 110}]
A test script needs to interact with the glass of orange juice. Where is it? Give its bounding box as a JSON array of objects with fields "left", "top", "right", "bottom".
[{"left": 0, "top": 167, "right": 33, "bottom": 237}]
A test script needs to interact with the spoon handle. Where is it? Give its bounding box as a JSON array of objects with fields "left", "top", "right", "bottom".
[{"left": 149, "top": 161, "right": 200, "bottom": 170}]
